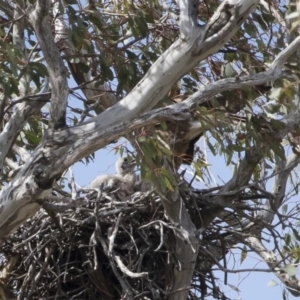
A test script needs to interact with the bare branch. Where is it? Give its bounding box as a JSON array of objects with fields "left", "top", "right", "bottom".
[
  {"left": 12, "top": 144, "right": 30, "bottom": 162},
  {"left": 78, "top": 0, "right": 259, "bottom": 130},
  {"left": 0, "top": 2, "right": 46, "bottom": 169},
  {"left": 28, "top": 0, "right": 68, "bottom": 129},
  {"left": 258, "top": 153, "right": 300, "bottom": 224},
  {"left": 248, "top": 236, "right": 300, "bottom": 293},
  {"left": 177, "top": 0, "right": 199, "bottom": 39},
  {"left": 260, "top": 0, "right": 286, "bottom": 27},
  {"left": 4, "top": 158, "right": 18, "bottom": 170},
  {"left": 114, "top": 256, "right": 148, "bottom": 278},
  {"left": 184, "top": 36, "right": 300, "bottom": 110}
]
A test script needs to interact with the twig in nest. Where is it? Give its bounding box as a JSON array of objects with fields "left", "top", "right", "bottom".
[
  {"left": 108, "top": 212, "right": 123, "bottom": 256},
  {"left": 115, "top": 255, "right": 148, "bottom": 278},
  {"left": 155, "top": 222, "right": 164, "bottom": 252}
]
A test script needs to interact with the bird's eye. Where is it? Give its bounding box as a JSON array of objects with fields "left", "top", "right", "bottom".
[{"left": 124, "top": 158, "right": 128, "bottom": 162}]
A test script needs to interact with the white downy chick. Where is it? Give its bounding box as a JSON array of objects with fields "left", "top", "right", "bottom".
[{"left": 89, "top": 157, "right": 136, "bottom": 196}]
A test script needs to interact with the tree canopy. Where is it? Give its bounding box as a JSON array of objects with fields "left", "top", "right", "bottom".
[{"left": 1, "top": 0, "right": 300, "bottom": 299}]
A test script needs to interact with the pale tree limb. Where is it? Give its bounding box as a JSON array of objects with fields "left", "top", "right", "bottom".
[
  {"left": 79, "top": 0, "right": 259, "bottom": 129},
  {"left": 200, "top": 145, "right": 265, "bottom": 228},
  {"left": 258, "top": 153, "right": 300, "bottom": 224},
  {"left": 0, "top": 81, "right": 49, "bottom": 169},
  {"left": 189, "top": 133, "right": 300, "bottom": 231},
  {"left": 0, "top": 28, "right": 298, "bottom": 173},
  {"left": 158, "top": 159, "right": 198, "bottom": 300},
  {"left": 12, "top": 145, "right": 30, "bottom": 163},
  {"left": 196, "top": 153, "right": 300, "bottom": 295},
  {"left": 28, "top": 0, "right": 68, "bottom": 129},
  {"left": 12, "top": 1, "right": 29, "bottom": 97},
  {"left": 196, "top": 230, "right": 300, "bottom": 296},
  {"left": 0, "top": 1, "right": 37, "bottom": 169},
  {"left": 213, "top": 153, "right": 300, "bottom": 292},
  {"left": 0, "top": 3, "right": 51, "bottom": 169},
  {"left": 260, "top": 0, "right": 286, "bottom": 28},
  {"left": 0, "top": 97, "right": 46, "bottom": 169},
  {"left": 247, "top": 236, "right": 300, "bottom": 295},
  {"left": 177, "top": 0, "right": 199, "bottom": 39},
  {"left": 1, "top": 28, "right": 297, "bottom": 161},
  {"left": 65, "top": 35, "right": 300, "bottom": 150},
  {"left": 183, "top": 35, "right": 300, "bottom": 110},
  {"left": 241, "top": 153, "right": 300, "bottom": 291},
  {"left": 4, "top": 158, "right": 18, "bottom": 171}
]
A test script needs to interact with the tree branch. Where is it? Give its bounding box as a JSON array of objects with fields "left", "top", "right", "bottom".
[
  {"left": 177, "top": 0, "right": 199, "bottom": 39},
  {"left": 248, "top": 236, "right": 300, "bottom": 294},
  {"left": 158, "top": 160, "right": 198, "bottom": 300},
  {"left": 0, "top": 2, "right": 44, "bottom": 169},
  {"left": 0, "top": 82, "right": 50, "bottom": 169},
  {"left": 28, "top": 0, "right": 68, "bottom": 129},
  {"left": 77, "top": 0, "right": 259, "bottom": 130}
]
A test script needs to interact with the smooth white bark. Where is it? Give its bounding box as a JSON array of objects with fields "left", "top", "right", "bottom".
[{"left": 29, "top": 0, "right": 68, "bottom": 129}]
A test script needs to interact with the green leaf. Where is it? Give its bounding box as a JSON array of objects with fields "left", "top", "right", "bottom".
[
  {"left": 155, "top": 173, "right": 166, "bottom": 193},
  {"left": 269, "top": 87, "right": 282, "bottom": 99},
  {"left": 292, "top": 229, "right": 300, "bottom": 242},
  {"left": 282, "top": 204, "right": 288, "bottom": 215},
  {"left": 287, "top": 287, "right": 300, "bottom": 297},
  {"left": 134, "top": 15, "right": 148, "bottom": 37},
  {"left": 228, "top": 284, "right": 240, "bottom": 292},
  {"left": 240, "top": 245, "right": 247, "bottom": 265},
  {"left": 270, "top": 119, "right": 286, "bottom": 131},
  {"left": 142, "top": 142, "right": 155, "bottom": 160},
  {"left": 65, "top": 0, "right": 77, "bottom": 5},
  {"left": 160, "top": 122, "right": 168, "bottom": 131},
  {"left": 27, "top": 62, "right": 49, "bottom": 77},
  {"left": 283, "top": 289, "right": 287, "bottom": 300},
  {"left": 267, "top": 280, "right": 278, "bottom": 287},
  {"left": 194, "top": 164, "right": 203, "bottom": 180},
  {"left": 125, "top": 50, "right": 138, "bottom": 60},
  {"left": 281, "top": 264, "right": 297, "bottom": 276},
  {"left": 24, "top": 131, "right": 42, "bottom": 146},
  {"left": 228, "top": 144, "right": 246, "bottom": 152},
  {"left": 206, "top": 138, "right": 216, "bottom": 156},
  {"left": 163, "top": 176, "right": 174, "bottom": 191},
  {"left": 88, "top": 14, "right": 103, "bottom": 30},
  {"left": 285, "top": 234, "right": 291, "bottom": 246},
  {"left": 271, "top": 142, "right": 285, "bottom": 160}
]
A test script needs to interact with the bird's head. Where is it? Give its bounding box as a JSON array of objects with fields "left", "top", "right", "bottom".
[{"left": 116, "top": 156, "right": 136, "bottom": 175}]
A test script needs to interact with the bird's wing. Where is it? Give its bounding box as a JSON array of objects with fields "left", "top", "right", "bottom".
[{"left": 89, "top": 174, "right": 114, "bottom": 189}]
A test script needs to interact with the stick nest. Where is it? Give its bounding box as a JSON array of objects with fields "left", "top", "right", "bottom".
[{"left": 0, "top": 186, "right": 225, "bottom": 300}]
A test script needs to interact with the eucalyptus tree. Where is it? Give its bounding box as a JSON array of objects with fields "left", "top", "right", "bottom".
[{"left": 1, "top": 0, "right": 300, "bottom": 299}]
